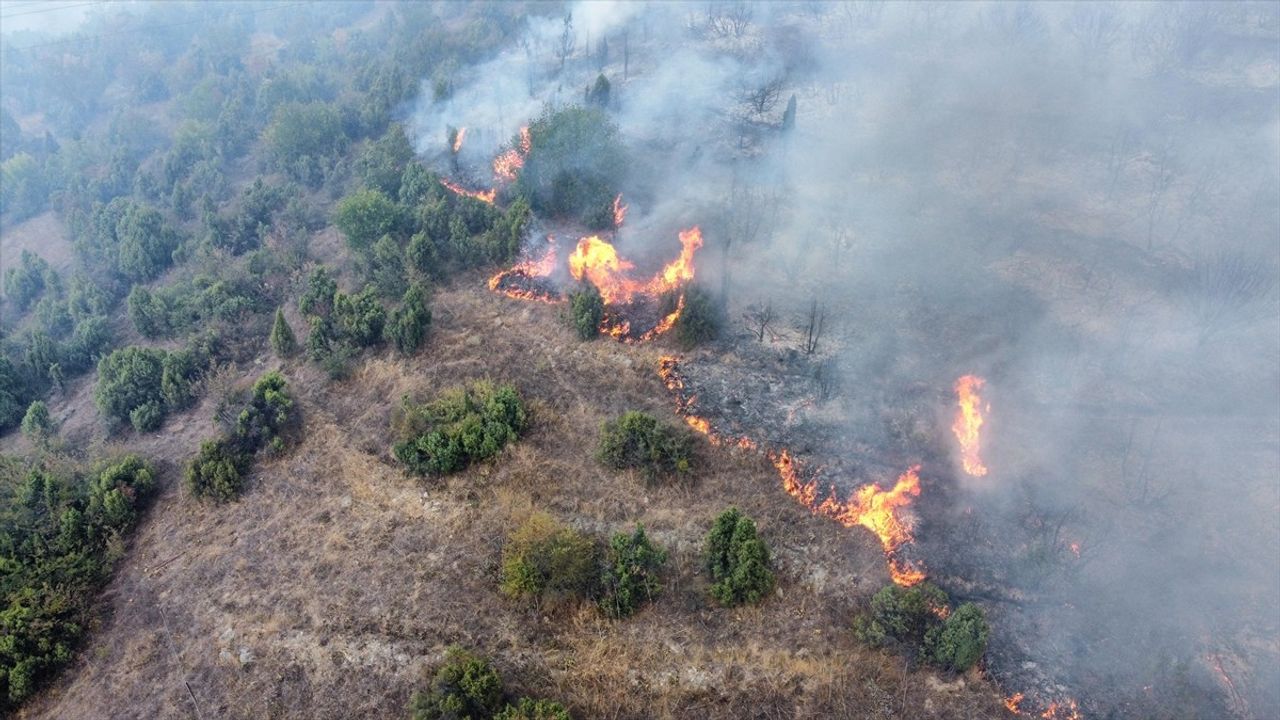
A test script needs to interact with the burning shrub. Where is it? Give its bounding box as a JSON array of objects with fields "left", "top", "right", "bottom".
[
  {"left": 392, "top": 381, "right": 527, "bottom": 476},
  {"left": 924, "top": 602, "right": 990, "bottom": 673},
  {"left": 670, "top": 285, "right": 722, "bottom": 349},
  {"left": 597, "top": 411, "right": 694, "bottom": 483},
  {"left": 500, "top": 512, "right": 600, "bottom": 605},
  {"left": 598, "top": 525, "right": 668, "bottom": 619},
  {"left": 704, "top": 508, "right": 776, "bottom": 606},
  {"left": 514, "top": 106, "right": 625, "bottom": 230},
  {"left": 567, "top": 282, "right": 604, "bottom": 340},
  {"left": 409, "top": 647, "right": 504, "bottom": 720},
  {"left": 853, "top": 582, "right": 949, "bottom": 650}
]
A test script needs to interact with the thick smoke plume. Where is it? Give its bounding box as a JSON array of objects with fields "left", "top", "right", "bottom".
[{"left": 408, "top": 3, "right": 1280, "bottom": 717}]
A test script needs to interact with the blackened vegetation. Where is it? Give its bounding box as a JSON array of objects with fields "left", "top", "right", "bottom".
[{"left": 0, "top": 455, "right": 156, "bottom": 709}]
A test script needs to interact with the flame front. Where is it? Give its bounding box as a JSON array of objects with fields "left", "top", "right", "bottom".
[
  {"left": 452, "top": 126, "right": 467, "bottom": 153},
  {"left": 493, "top": 126, "right": 531, "bottom": 182},
  {"left": 953, "top": 374, "right": 989, "bottom": 476},
  {"left": 488, "top": 236, "right": 559, "bottom": 302},
  {"left": 613, "top": 193, "right": 628, "bottom": 227},
  {"left": 659, "top": 355, "right": 926, "bottom": 586},
  {"left": 439, "top": 178, "right": 496, "bottom": 204},
  {"left": 567, "top": 227, "right": 703, "bottom": 307}
]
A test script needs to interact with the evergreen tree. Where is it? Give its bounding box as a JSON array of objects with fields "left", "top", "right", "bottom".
[{"left": 270, "top": 307, "right": 298, "bottom": 357}]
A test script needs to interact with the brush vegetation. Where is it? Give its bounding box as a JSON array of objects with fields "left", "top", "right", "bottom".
[
  {"left": 392, "top": 381, "right": 528, "bottom": 476},
  {"left": 597, "top": 410, "right": 694, "bottom": 483},
  {"left": 704, "top": 507, "right": 776, "bottom": 607}
]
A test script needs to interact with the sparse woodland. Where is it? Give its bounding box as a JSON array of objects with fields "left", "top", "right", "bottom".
[{"left": 1, "top": 2, "right": 1277, "bottom": 720}]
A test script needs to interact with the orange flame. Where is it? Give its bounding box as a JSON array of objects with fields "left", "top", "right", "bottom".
[
  {"left": 440, "top": 178, "right": 496, "bottom": 204},
  {"left": 613, "top": 193, "right": 628, "bottom": 227},
  {"left": 659, "top": 355, "right": 926, "bottom": 586},
  {"left": 493, "top": 126, "right": 531, "bottom": 182},
  {"left": 1039, "top": 700, "right": 1081, "bottom": 720},
  {"left": 488, "top": 237, "right": 559, "bottom": 302},
  {"left": 567, "top": 227, "right": 703, "bottom": 306},
  {"left": 953, "top": 374, "right": 989, "bottom": 476},
  {"left": 1004, "top": 693, "right": 1024, "bottom": 714},
  {"left": 452, "top": 127, "right": 467, "bottom": 153}
]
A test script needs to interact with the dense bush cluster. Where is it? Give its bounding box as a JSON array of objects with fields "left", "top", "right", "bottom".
[
  {"left": 598, "top": 525, "right": 668, "bottom": 619},
  {"left": 670, "top": 285, "right": 723, "bottom": 349},
  {"left": 186, "top": 371, "right": 293, "bottom": 502},
  {"left": 127, "top": 274, "right": 261, "bottom": 339},
  {"left": 94, "top": 346, "right": 203, "bottom": 432},
  {"left": 853, "top": 582, "right": 990, "bottom": 672},
  {"left": 597, "top": 410, "right": 694, "bottom": 483},
  {"left": 410, "top": 647, "right": 570, "bottom": 720},
  {"left": 392, "top": 381, "right": 527, "bottom": 476},
  {"left": 704, "top": 508, "right": 776, "bottom": 606},
  {"left": 0, "top": 455, "right": 155, "bottom": 709},
  {"left": 514, "top": 106, "right": 626, "bottom": 229}
]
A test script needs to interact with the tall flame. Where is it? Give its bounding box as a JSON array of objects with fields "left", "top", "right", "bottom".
[
  {"left": 567, "top": 227, "right": 703, "bottom": 306},
  {"left": 452, "top": 126, "right": 467, "bottom": 153},
  {"left": 953, "top": 374, "right": 989, "bottom": 476},
  {"left": 488, "top": 236, "right": 559, "bottom": 302},
  {"left": 658, "top": 355, "right": 926, "bottom": 586},
  {"left": 613, "top": 193, "right": 628, "bottom": 227}
]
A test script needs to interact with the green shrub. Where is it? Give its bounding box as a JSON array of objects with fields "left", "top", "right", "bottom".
[
  {"left": 673, "top": 285, "right": 722, "bottom": 349},
  {"left": 409, "top": 647, "right": 504, "bottom": 720},
  {"left": 20, "top": 400, "right": 55, "bottom": 446},
  {"left": 3, "top": 249, "right": 50, "bottom": 312},
  {"left": 567, "top": 283, "right": 603, "bottom": 340},
  {"left": 704, "top": 508, "right": 775, "bottom": 607},
  {"left": 160, "top": 350, "right": 200, "bottom": 410},
  {"left": 514, "top": 106, "right": 626, "bottom": 229},
  {"left": 386, "top": 282, "right": 432, "bottom": 355},
  {"left": 853, "top": 582, "right": 949, "bottom": 649},
  {"left": 500, "top": 512, "right": 599, "bottom": 604},
  {"left": 95, "top": 346, "right": 167, "bottom": 431},
  {"left": 0, "top": 455, "right": 154, "bottom": 709},
  {"left": 598, "top": 525, "right": 667, "bottom": 618},
  {"left": 392, "top": 381, "right": 527, "bottom": 476},
  {"left": 495, "top": 698, "right": 572, "bottom": 720},
  {"left": 185, "top": 438, "right": 246, "bottom": 502},
  {"left": 234, "top": 370, "right": 293, "bottom": 452},
  {"left": 335, "top": 187, "right": 403, "bottom": 252},
  {"left": 924, "top": 602, "right": 989, "bottom": 672},
  {"left": 596, "top": 410, "right": 693, "bottom": 482},
  {"left": 270, "top": 307, "right": 298, "bottom": 357}
]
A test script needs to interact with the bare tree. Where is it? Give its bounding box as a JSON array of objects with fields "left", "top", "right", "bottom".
[
  {"left": 622, "top": 29, "right": 629, "bottom": 80},
  {"left": 742, "top": 300, "right": 775, "bottom": 342},
  {"left": 716, "top": 176, "right": 783, "bottom": 305},
  {"left": 706, "top": 2, "right": 753, "bottom": 39},
  {"left": 556, "top": 13, "right": 575, "bottom": 72},
  {"left": 1065, "top": 3, "right": 1125, "bottom": 63},
  {"left": 1189, "top": 248, "right": 1278, "bottom": 346},
  {"left": 799, "top": 300, "right": 825, "bottom": 356},
  {"left": 739, "top": 73, "right": 786, "bottom": 119},
  {"left": 1143, "top": 138, "right": 1178, "bottom": 250}
]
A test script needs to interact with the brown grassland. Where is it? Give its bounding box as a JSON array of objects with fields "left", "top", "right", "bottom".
[{"left": 18, "top": 277, "right": 1007, "bottom": 719}]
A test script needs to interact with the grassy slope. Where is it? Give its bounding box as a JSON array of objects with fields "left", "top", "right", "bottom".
[{"left": 19, "top": 277, "right": 1006, "bottom": 719}]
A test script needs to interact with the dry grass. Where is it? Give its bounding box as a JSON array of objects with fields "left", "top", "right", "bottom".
[{"left": 19, "top": 277, "right": 1008, "bottom": 719}]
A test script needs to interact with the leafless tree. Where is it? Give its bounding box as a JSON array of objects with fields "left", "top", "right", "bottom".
[
  {"left": 716, "top": 177, "right": 783, "bottom": 304},
  {"left": 739, "top": 73, "right": 786, "bottom": 119},
  {"left": 1065, "top": 2, "right": 1125, "bottom": 62},
  {"left": 706, "top": 2, "right": 753, "bottom": 39},
  {"left": 799, "top": 300, "right": 825, "bottom": 356},
  {"left": 1143, "top": 139, "right": 1178, "bottom": 250},
  {"left": 1189, "top": 248, "right": 1278, "bottom": 346},
  {"left": 813, "top": 357, "right": 840, "bottom": 400},
  {"left": 556, "top": 13, "right": 575, "bottom": 72},
  {"left": 622, "top": 29, "right": 629, "bottom": 80},
  {"left": 742, "top": 300, "right": 775, "bottom": 342}
]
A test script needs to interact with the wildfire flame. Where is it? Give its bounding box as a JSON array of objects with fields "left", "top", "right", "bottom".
[
  {"left": 439, "top": 178, "right": 496, "bottom": 205},
  {"left": 613, "top": 193, "right": 628, "bottom": 227},
  {"left": 493, "top": 126, "right": 531, "bottom": 182},
  {"left": 452, "top": 126, "right": 467, "bottom": 153},
  {"left": 1004, "top": 693, "right": 1025, "bottom": 714},
  {"left": 568, "top": 227, "right": 703, "bottom": 306},
  {"left": 953, "top": 374, "right": 989, "bottom": 476},
  {"left": 1039, "top": 700, "right": 1082, "bottom": 720},
  {"left": 488, "top": 236, "right": 560, "bottom": 302},
  {"left": 658, "top": 355, "right": 927, "bottom": 586}
]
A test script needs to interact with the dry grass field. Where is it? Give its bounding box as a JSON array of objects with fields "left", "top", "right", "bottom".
[{"left": 18, "top": 277, "right": 1008, "bottom": 720}]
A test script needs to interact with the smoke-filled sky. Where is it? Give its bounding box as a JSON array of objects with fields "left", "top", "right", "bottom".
[{"left": 410, "top": 2, "right": 1280, "bottom": 716}]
